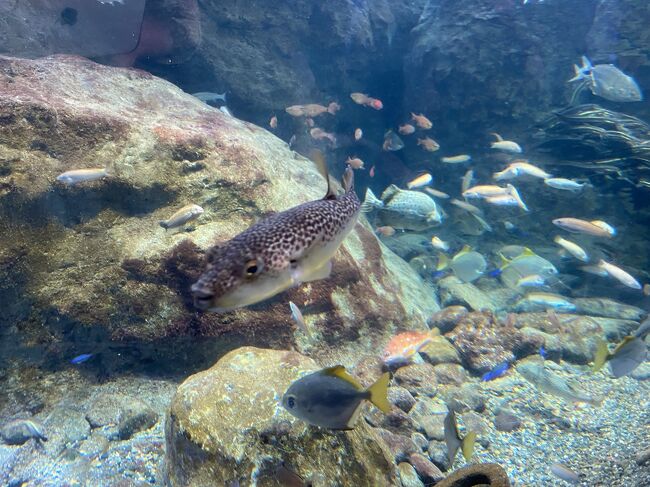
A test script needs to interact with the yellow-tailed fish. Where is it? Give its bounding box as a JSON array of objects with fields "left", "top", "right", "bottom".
[
  {"left": 431, "top": 236, "right": 449, "bottom": 252},
  {"left": 553, "top": 236, "right": 589, "bottom": 262},
  {"left": 444, "top": 410, "right": 476, "bottom": 464},
  {"left": 593, "top": 336, "right": 647, "bottom": 378}
]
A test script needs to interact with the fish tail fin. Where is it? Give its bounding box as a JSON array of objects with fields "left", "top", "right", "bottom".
[
  {"left": 220, "top": 92, "right": 227, "bottom": 103},
  {"left": 461, "top": 431, "right": 477, "bottom": 461},
  {"left": 361, "top": 188, "right": 383, "bottom": 212},
  {"left": 367, "top": 372, "right": 391, "bottom": 413},
  {"left": 581, "top": 55, "right": 593, "bottom": 71},
  {"left": 159, "top": 221, "right": 169, "bottom": 230},
  {"left": 592, "top": 338, "right": 610, "bottom": 372},
  {"left": 568, "top": 64, "right": 585, "bottom": 82},
  {"left": 342, "top": 165, "right": 354, "bottom": 193}
]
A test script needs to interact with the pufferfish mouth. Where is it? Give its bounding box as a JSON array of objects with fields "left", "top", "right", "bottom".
[{"left": 190, "top": 284, "right": 215, "bottom": 310}]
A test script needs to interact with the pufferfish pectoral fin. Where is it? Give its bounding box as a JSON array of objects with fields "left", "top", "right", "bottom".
[{"left": 291, "top": 260, "right": 332, "bottom": 285}]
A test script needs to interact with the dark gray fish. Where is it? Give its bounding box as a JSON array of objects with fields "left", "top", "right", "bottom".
[
  {"left": 282, "top": 365, "right": 390, "bottom": 430},
  {"left": 191, "top": 151, "right": 360, "bottom": 312},
  {"left": 569, "top": 56, "right": 643, "bottom": 102},
  {"left": 517, "top": 362, "right": 600, "bottom": 405},
  {"left": 443, "top": 410, "right": 476, "bottom": 465},
  {"left": 593, "top": 336, "right": 648, "bottom": 378},
  {"left": 550, "top": 463, "right": 581, "bottom": 484}
]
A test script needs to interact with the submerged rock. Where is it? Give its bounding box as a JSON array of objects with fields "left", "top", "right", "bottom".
[
  {"left": 438, "top": 276, "right": 497, "bottom": 312},
  {"left": 0, "top": 54, "right": 438, "bottom": 368},
  {"left": 573, "top": 298, "right": 645, "bottom": 321},
  {"left": 0, "top": 418, "right": 47, "bottom": 445},
  {"left": 165, "top": 347, "right": 396, "bottom": 486},
  {"left": 398, "top": 461, "right": 424, "bottom": 487}
]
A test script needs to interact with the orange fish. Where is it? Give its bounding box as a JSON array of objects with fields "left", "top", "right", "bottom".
[
  {"left": 285, "top": 102, "right": 340, "bottom": 118},
  {"left": 346, "top": 156, "right": 365, "bottom": 170},
  {"left": 375, "top": 225, "right": 396, "bottom": 237},
  {"left": 417, "top": 137, "right": 440, "bottom": 152},
  {"left": 411, "top": 113, "right": 432, "bottom": 129},
  {"left": 269, "top": 116, "right": 278, "bottom": 129},
  {"left": 310, "top": 127, "right": 336, "bottom": 144},
  {"left": 305, "top": 118, "right": 315, "bottom": 128},
  {"left": 398, "top": 124, "right": 416, "bottom": 135},
  {"left": 369, "top": 165, "right": 375, "bottom": 177},
  {"left": 350, "top": 92, "right": 383, "bottom": 110},
  {"left": 354, "top": 128, "right": 363, "bottom": 141},
  {"left": 382, "top": 329, "right": 439, "bottom": 367}
]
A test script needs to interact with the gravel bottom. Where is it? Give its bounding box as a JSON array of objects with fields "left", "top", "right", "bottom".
[{"left": 470, "top": 363, "right": 650, "bottom": 486}]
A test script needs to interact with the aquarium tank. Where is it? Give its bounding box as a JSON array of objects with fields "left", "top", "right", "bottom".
[{"left": 1, "top": 0, "right": 650, "bottom": 485}]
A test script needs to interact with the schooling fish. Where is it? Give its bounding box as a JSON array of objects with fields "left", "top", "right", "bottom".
[
  {"left": 597, "top": 260, "right": 642, "bottom": 289},
  {"left": 424, "top": 188, "right": 450, "bottom": 199},
  {"left": 444, "top": 410, "right": 476, "bottom": 465},
  {"left": 286, "top": 102, "right": 340, "bottom": 117},
  {"left": 590, "top": 220, "right": 616, "bottom": 237},
  {"left": 382, "top": 329, "right": 439, "bottom": 367},
  {"left": 460, "top": 170, "right": 474, "bottom": 194},
  {"left": 56, "top": 168, "right": 108, "bottom": 185},
  {"left": 552, "top": 218, "right": 612, "bottom": 238},
  {"left": 593, "top": 336, "right": 647, "bottom": 378},
  {"left": 442, "top": 154, "right": 472, "bottom": 164},
  {"left": 191, "top": 151, "right": 360, "bottom": 312},
  {"left": 481, "top": 361, "right": 510, "bottom": 381},
  {"left": 543, "top": 178, "right": 587, "bottom": 192},
  {"left": 159, "top": 204, "right": 204, "bottom": 230},
  {"left": 354, "top": 128, "right": 363, "bottom": 141},
  {"left": 517, "top": 361, "right": 601, "bottom": 406},
  {"left": 362, "top": 185, "right": 443, "bottom": 231},
  {"left": 282, "top": 365, "right": 391, "bottom": 429},
  {"left": 450, "top": 199, "right": 483, "bottom": 215},
  {"left": 398, "top": 123, "right": 416, "bottom": 135},
  {"left": 192, "top": 91, "right": 227, "bottom": 105},
  {"left": 515, "top": 292, "right": 575, "bottom": 312},
  {"left": 346, "top": 157, "right": 365, "bottom": 170},
  {"left": 462, "top": 185, "right": 510, "bottom": 200},
  {"left": 411, "top": 113, "right": 433, "bottom": 129},
  {"left": 417, "top": 137, "right": 440, "bottom": 152},
  {"left": 490, "top": 133, "right": 522, "bottom": 153},
  {"left": 383, "top": 130, "right": 405, "bottom": 151},
  {"left": 407, "top": 173, "right": 433, "bottom": 189},
  {"left": 553, "top": 236, "right": 589, "bottom": 262},
  {"left": 516, "top": 274, "right": 548, "bottom": 288},
  {"left": 350, "top": 92, "right": 383, "bottom": 110},
  {"left": 431, "top": 236, "right": 449, "bottom": 252}
]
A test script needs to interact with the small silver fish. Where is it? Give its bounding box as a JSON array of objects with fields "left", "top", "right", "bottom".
[
  {"left": 543, "top": 178, "right": 586, "bottom": 192},
  {"left": 460, "top": 170, "right": 475, "bottom": 194},
  {"left": 56, "top": 168, "right": 108, "bottom": 185},
  {"left": 517, "top": 361, "right": 601, "bottom": 406},
  {"left": 159, "top": 204, "right": 204, "bottom": 230},
  {"left": 450, "top": 199, "right": 483, "bottom": 215},
  {"left": 514, "top": 292, "right": 574, "bottom": 312},
  {"left": 553, "top": 236, "right": 589, "bottom": 262},
  {"left": 516, "top": 274, "right": 547, "bottom": 288},
  {"left": 424, "top": 187, "right": 450, "bottom": 199},
  {"left": 282, "top": 366, "right": 390, "bottom": 429},
  {"left": 438, "top": 245, "right": 486, "bottom": 283},
  {"left": 550, "top": 463, "right": 581, "bottom": 484},
  {"left": 192, "top": 91, "right": 227, "bottom": 105},
  {"left": 552, "top": 218, "right": 612, "bottom": 238},
  {"left": 442, "top": 154, "right": 472, "bottom": 164},
  {"left": 289, "top": 301, "right": 311, "bottom": 337},
  {"left": 597, "top": 260, "right": 641, "bottom": 290},
  {"left": 490, "top": 133, "right": 522, "bottom": 153}
]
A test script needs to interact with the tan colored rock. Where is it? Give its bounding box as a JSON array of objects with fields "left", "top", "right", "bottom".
[
  {"left": 419, "top": 336, "right": 461, "bottom": 365},
  {"left": 165, "top": 346, "right": 397, "bottom": 486}
]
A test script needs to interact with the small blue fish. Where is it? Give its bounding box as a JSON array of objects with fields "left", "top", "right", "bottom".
[
  {"left": 487, "top": 268, "right": 502, "bottom": 278},
  {"left": 539, "top": 346, "right": 548, "bottom": 360},
  {"left": 431, "top": 270, "right": 447, "bottom": 279},
  {"left": 481, "top": 361, "right": 510, "bottom": 381},
  {"left": 70, "top": 353, "right": 94, "bottom": 365}
]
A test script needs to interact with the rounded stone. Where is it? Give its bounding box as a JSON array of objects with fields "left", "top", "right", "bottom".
[
  {"left": 398, "top": 461, "right": 424, "bottom": 487},
  {"left": 388, "top": 386, "right": 417, "bottom": 413},
  {"left": 165, "top": 347, "right": 397, "bottom": 486},
  {"left": 428, "top": 306, "right": 469, "bottom": 333},
  {"left": 409, "top": 452, "right": 445, "bottom": 484},
  {"left": 394, "top": 364, "right": 439, "bottom": 397}
]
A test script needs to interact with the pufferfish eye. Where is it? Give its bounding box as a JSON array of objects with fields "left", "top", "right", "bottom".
[
  {"left": 244, "top": 259, "right": 261, "bottom": 277},
  {"left": 285, "top": 395, "right": 296, "bottom": 408}
]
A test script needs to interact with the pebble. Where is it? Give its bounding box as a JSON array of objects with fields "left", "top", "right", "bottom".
[
  {"left": 0, "top": 419, "right": 47, "bottom": 445},
  {"left": 411, "top": 432, "right": 428, "bottom": 452},
  {"left": 409, "top": 452, "right": 444, "bottom": 483},
  {"left": 418, "top": 414, "right": 446, "bottom": 441},
  {"left": 494, "top": 410, "right": 522, "bottom": 432},
  {"left": 117, "top": 402, "right": 158, "bottom": 440},
  {"left": 636, "top": 446, "right": 650, "bottom": 465},
  {"left": 394, "top": 364, "right": 439, "bottom": 397},
  {"left": 419, "top": 337, "right": 461, "bottom": 365},
  {"left": 376, "top": 428, "right": 419, "bottom": 463},
  {"left": 388, "top": 386, "right": 417, "bottom": 413},
  {"left": 443, "top": 384, "right": 486, "bottom": 413},
  {"left": 428, "top": 305, "right": 468, "bottom": 333},
  {"left": 427, "top": 440, "right": 451, "bottom": 471},
  {"left": 398, "top": 462, "right": 424, "bottom": 487},
  {"left": 432, "top": 363, "right": 466, "bottom": 385}
]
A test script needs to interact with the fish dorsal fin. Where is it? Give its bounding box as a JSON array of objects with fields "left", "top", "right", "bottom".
[
  {"left": 612, "top": 335, "right": 636, "bottom": 355},
  {"left": 311, "top": 149, "right": 336, "bottom": 200},
  {"left": 321, "top": 365, "right": 364, "bottom": 391},
  {"left": 381, "top": 184, "right": 400, "bottom": 202},
  {"left": 455, "top": 245, "right": 472, "bottom": 258},
  {"left": 491, "top": 132, "right": 503, "bottom": 142},
  {"left": 498, "top": 252, "right": 511, "bottom": 269},
  {"left": 521, "top": 247, "right": 535, "bottom": 257}
]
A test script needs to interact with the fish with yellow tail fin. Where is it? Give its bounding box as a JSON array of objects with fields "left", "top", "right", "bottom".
[
  {"left": 437, "top": 245, "right": 487, "bottom": 283},
  {"left": 191, "top": 150, "right": 360, "bottom": 312},
  {"left": 444, "top": 410, "right": 477, "bottom": 465},
  {"left": 282, "top": 366, "right": 391, "bottom": 429},
  {"left": 593, "top": 336, "right": 647, "bottom": 378}
]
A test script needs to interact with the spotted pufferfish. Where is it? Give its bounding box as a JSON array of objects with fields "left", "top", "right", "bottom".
[{"left": 191, "top": 151, "right": 361, "bottom": 312}]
